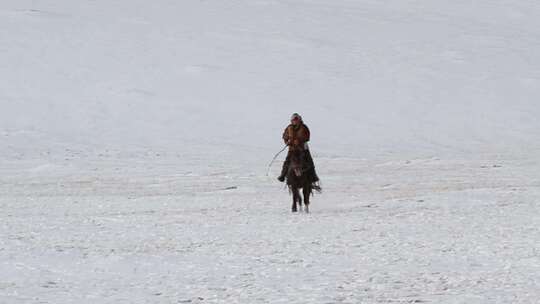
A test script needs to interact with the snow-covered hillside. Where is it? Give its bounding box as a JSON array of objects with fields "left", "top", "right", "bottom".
[
  {"left": 3, "top": 0, "right": 540, "bottom": 161},
  {"left": 1, "top": 1, "right": 540, "bottom": 303}
]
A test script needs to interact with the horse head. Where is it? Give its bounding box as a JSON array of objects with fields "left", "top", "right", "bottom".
[{"left": 289, "top": 150, "right": 307, "bottom": 178}]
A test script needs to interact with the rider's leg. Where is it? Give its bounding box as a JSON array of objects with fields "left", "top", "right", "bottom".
[
  {"left": 305, "top": 149, "right": 319, "bottom": 182},
  {"left": 278, "top": 152, "right": 291, "bottom": 182}
]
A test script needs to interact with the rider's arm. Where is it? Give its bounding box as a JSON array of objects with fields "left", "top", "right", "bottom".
[
  {"left": 283, "top": 126, "right": 290, "bottom": 145},
  {"left": 304, "top": 125, "right": 311, "bottom": 142}
]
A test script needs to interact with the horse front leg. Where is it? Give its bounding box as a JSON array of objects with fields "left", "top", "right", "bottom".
[
  {"left": 303, "top": 185, "right": 311, "bottom": 213},
  {"left": 298, "top": 189, "right": 303, "bottom": 212},
  {"left": 291, "top": 187, "right": 299, "bottom": 212}
]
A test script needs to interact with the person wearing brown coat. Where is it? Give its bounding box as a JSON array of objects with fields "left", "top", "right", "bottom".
[{"left": 277, "top": 113, "right": 319, "bottom": 182}]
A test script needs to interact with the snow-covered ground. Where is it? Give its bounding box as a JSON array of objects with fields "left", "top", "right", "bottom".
[{"left": 1, "top": 0, "right": 540, "bottom": 303}]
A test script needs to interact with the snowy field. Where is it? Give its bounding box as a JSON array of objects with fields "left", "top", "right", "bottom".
[{"left": 2, "top": 0, "right": 540, "bottom": 303}]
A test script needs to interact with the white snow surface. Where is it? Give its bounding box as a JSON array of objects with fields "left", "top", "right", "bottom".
[{"left": 1, "top": 0, "right": 540, "bottom": 303}]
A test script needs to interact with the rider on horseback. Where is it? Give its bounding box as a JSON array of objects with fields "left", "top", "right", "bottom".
[{"left": 277, "top": 113, "right": 319, "bottom": 183}]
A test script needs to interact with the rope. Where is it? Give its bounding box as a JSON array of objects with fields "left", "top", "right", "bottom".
[{"left": 266, "top": 144, "right": 288, "bottom": 176}]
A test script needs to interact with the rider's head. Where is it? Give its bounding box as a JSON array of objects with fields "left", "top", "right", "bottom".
[{"left": 290, "top": 113, "right": 302, "bottom": 126}]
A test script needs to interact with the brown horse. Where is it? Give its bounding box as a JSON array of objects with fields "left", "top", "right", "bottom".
[{"left": 286, "top": 149, "right": 321, "bottom": 213}]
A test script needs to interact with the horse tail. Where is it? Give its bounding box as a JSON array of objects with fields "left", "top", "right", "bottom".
[{"left": 311, "top": 182, "right": 322, "bottom": 194}]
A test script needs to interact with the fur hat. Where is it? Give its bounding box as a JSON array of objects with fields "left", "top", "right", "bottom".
[{"left": 291, "top": 113, "right": 302, "bottom": 121}]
